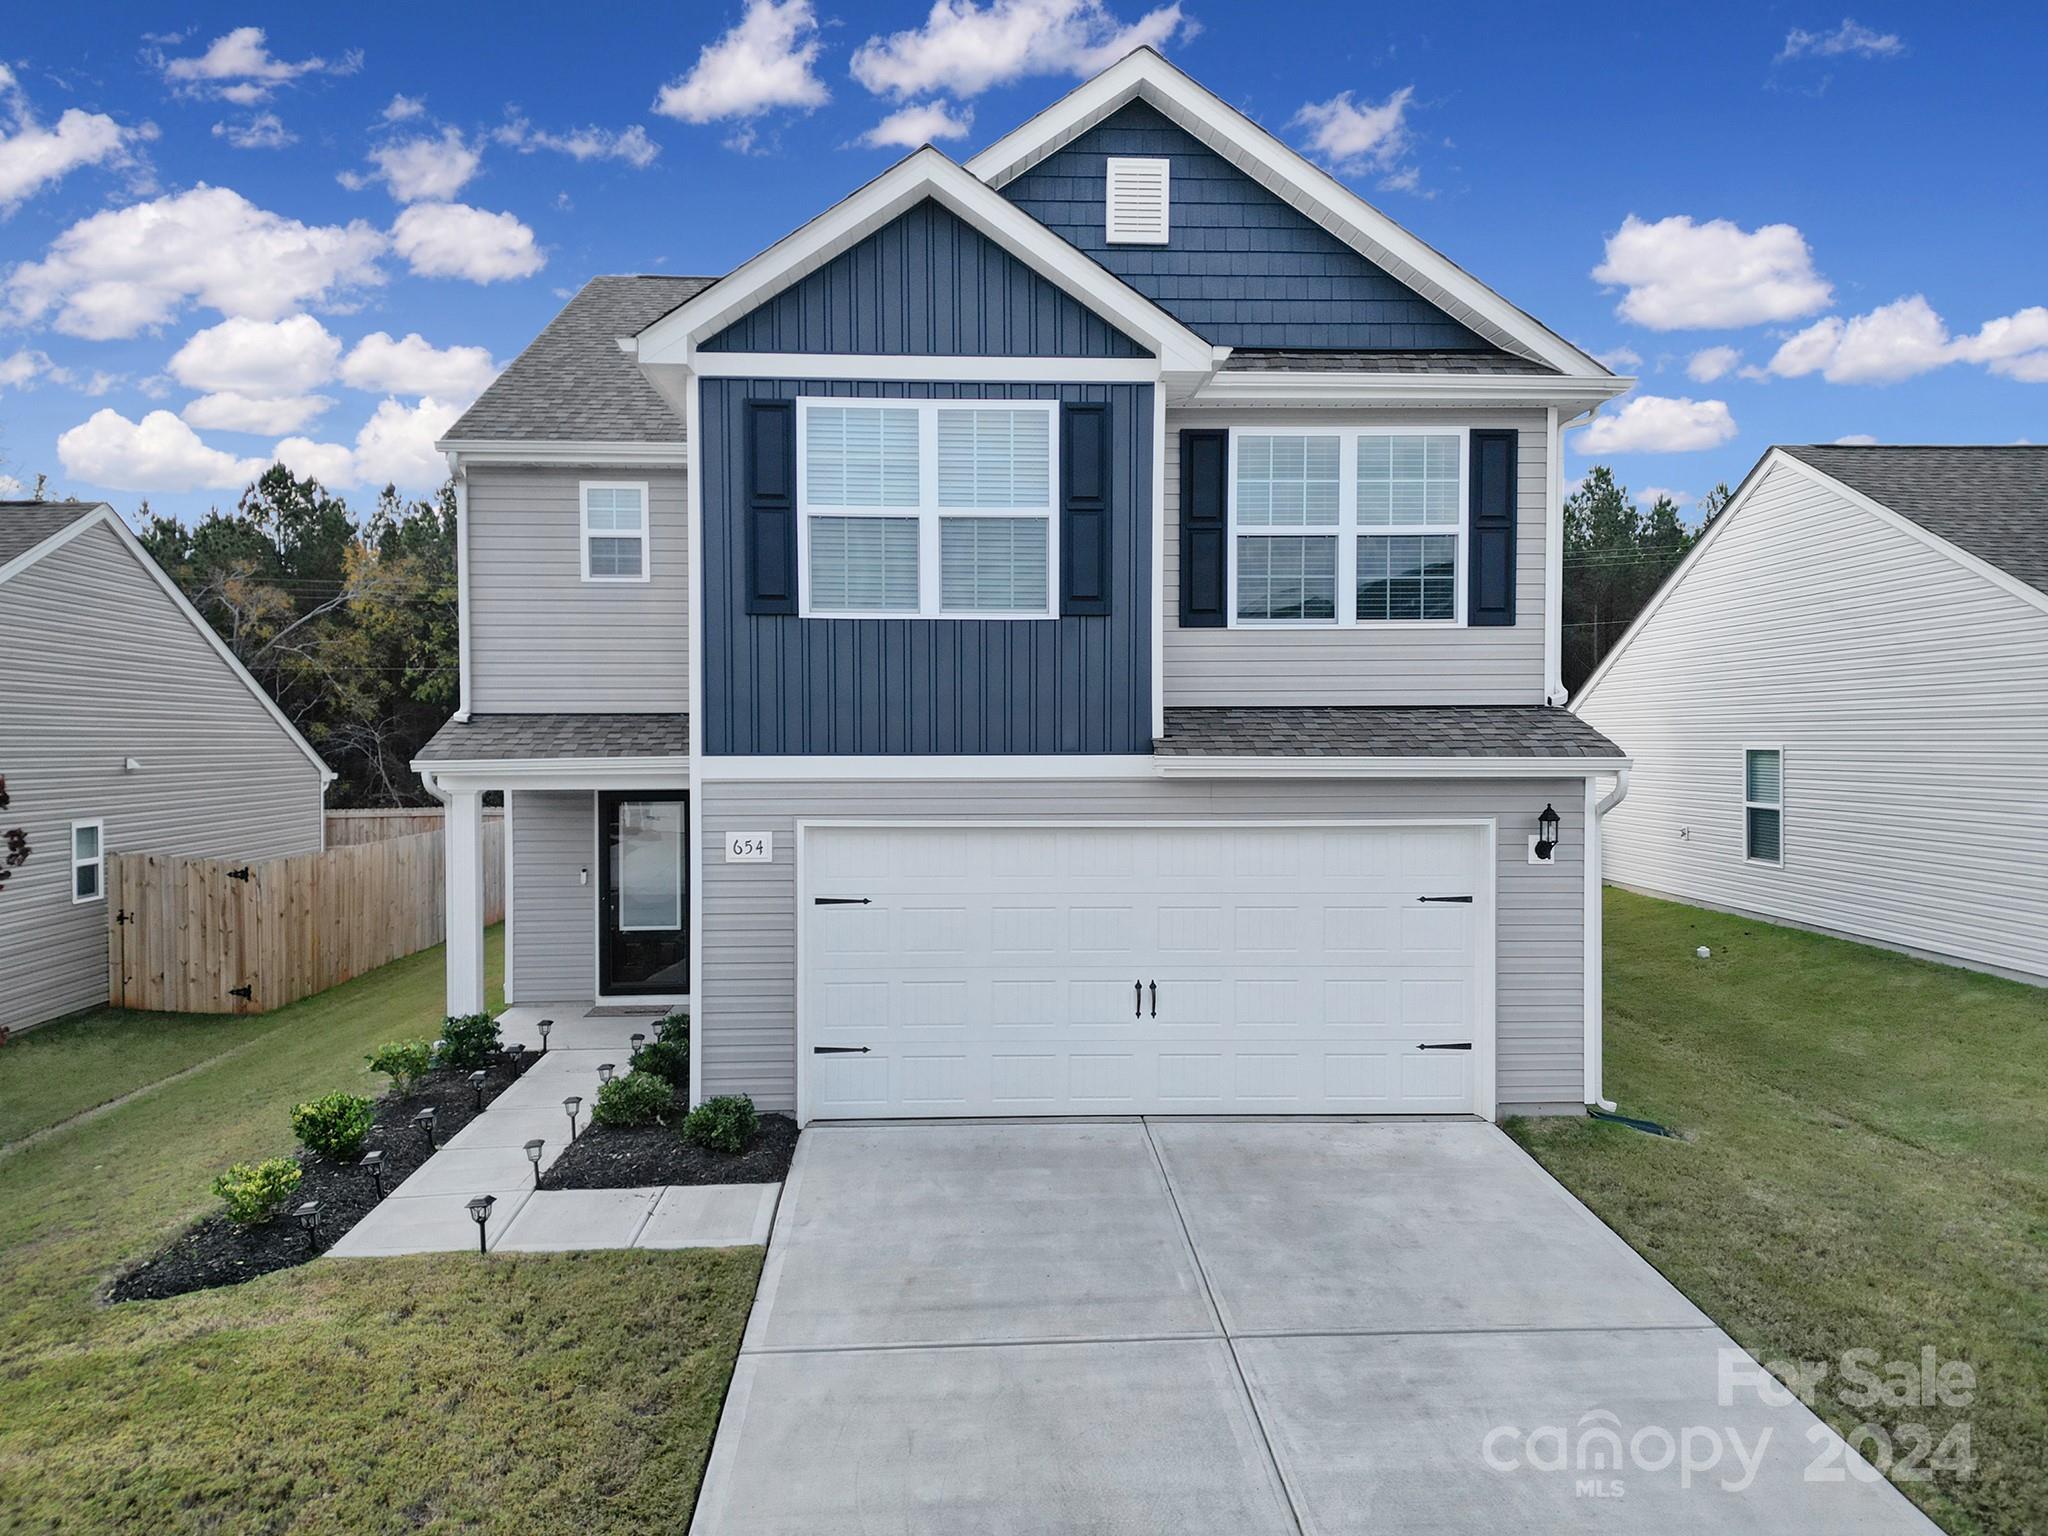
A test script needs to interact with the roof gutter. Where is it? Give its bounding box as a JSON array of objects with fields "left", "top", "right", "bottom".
[
  {"left": 1184, "top": 372, "right": 1635, "bottom": 409},
  {"left": 1152, "top": 754, "right": 1631, "bottom": 780}
]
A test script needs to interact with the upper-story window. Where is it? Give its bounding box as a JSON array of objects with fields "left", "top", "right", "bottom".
[
  {"left": 797, "top": 399, "right": 1057, "bottom": 620},
  {"left": 1229, "top": 428, "right": 1466, "bottom": 626},
  {"left": 581, "top": 482, "right": 650, "bottom": 582},
  {"left": 1105, "top": 157, "right": 1170, "bottom": 244}
]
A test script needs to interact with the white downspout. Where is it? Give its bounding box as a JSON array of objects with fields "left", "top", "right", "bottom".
[
  {"left": 1585, "top": 766, "right": 1631, "bottom": 1111},
  {"left": 449, "top": 451, "right": 473, "bottom": 723}
]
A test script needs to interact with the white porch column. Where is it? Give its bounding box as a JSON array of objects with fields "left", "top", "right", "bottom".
[{"left": 445, "top": 786, "right": 487, "bottom": 1016}]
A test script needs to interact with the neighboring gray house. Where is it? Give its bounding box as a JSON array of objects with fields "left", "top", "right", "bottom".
[
  {"left": 416, "top": 49, "right": 1638, "bottom": 1123},
  {"left": 1576, "top": 446, "right": 2048, "bottom": 983},
  {"left": 0, "top": 501, "right": 333, "bottom": 1032}
]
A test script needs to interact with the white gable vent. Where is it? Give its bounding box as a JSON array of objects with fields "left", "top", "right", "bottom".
[{"left": 1105, "top": 157, "right": 1170, "bottom": 244}]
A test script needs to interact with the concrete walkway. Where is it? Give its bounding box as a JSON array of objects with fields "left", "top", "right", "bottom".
[
  {"left": 328, "top": 1004, "right": 778, "bottom": 1258},
  {"left": 690, "top": 1119, "right": 1940, "bottom": 1536}
]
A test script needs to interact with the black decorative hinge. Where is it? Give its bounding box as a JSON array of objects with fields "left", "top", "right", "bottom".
[
  {"left": 115, "top": 909, "right": 134, "bottom": 925},
  {"left": 812, "top": 1045, "right": 870, "bottom": 1054},
  {"left": 1417, "top": 895, "right": 1473, "bottom": 904},
  {"left": 812, "top": 897, "right": 871, "bottom": 905},
  {"left": 1417, "top": 1041, "right": 1472, "bottom": 1051},
  {"left": 227, "top": 866, "right": 252, "bottom": 882},
  {"left": 229, "top": 984, "right": 253, "bottom": 1001}
]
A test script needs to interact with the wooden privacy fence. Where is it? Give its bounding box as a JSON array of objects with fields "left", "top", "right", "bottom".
[
  {"left": 107, "top": 824, "right": 505, "bottom": 1014},
  {"left": 325, "top": 807, "right": 505, "bottom": 845}
]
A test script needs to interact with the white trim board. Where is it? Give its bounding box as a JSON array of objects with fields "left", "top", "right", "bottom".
[
  {"left": 1152, "top": 755, "right": 1628, "bottom": 780},
  {"left": 1572, "top": 447, "right": 2048, "bottom": 710},
  {"left": 968, "top": 48, "right": 1614, "bottom": 381},
  {"left": 438, "top": 440, "right": 688, "bottom": 468},
  {"left": 632, "top": 147, "right": 1216, "bottom": 378},
  {"left": 1186, "top": 373, "right": 1631, "bottom": 409},
  {"left": 0, "top": 504, "right": 334, "bottom": 785},
  {"left": 692, "top": 354, "right": 1161, "bottom": 383}
]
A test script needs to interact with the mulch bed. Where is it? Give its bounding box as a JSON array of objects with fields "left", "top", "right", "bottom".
[
  {"left": 107, "top": 1048, "right": 537, "bottom": 1303},
  {"left": 540, "top": 1103, "right": 798, "bottom": 1190}
]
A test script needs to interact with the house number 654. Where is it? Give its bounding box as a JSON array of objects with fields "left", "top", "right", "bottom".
[{"left": 726, "top": 832, "right": 772, "bottom": 863}]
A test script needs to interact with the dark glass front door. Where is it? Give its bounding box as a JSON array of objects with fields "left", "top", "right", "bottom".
[{"left": 599, "top": 792, "right": 689, "bottom": 996}]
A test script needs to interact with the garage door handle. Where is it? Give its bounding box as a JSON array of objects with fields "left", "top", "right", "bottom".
[
  {"left": 1134, "top": 981, "right": 1143, "bottom": 1018},
  {"left": 1417, "top": 895, "right": 1473, "bottom": 904},
  {"left": 813, "top": 897, "right": 871, "bottom": 905},
  {"left": 1149, "top": 981, "right": 1157, "bottom": 1018},
  {"left": 1417, "top": 1042, "right": 1472, "bottom": 1051},
  {"left": 812, "top": 1046, "right": 870, "bottom": 1054}
]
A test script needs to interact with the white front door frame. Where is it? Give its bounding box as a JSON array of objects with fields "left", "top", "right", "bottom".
[{"left": 793, "top": 815, "right": 1499, "bottom": 1126}]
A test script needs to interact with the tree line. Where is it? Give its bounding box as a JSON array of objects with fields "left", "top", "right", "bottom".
[{"left": 1562, "top": 467, "right": 1730, "bottom": 694}]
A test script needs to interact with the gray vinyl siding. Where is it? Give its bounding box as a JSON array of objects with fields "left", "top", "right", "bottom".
[
  {"left": 1000, "top": 100, "right": 1492, "bottom": 351},
  {"left": 699, "top": 379, "right": 1153, "bottom": 754},
  {"left": 0, "top": 521, "right": 326, "bottom": 1032},
  {"left": 1164, "top": 408, "right": 1550, "bottom": 706},
  {"left": 697, "top": 777, "right": 1585, "bottom": 1115},
  {"left": 506, "top": 790, "right": 597, "bottom": 1002},
  {"left": 467, "top": 465, "right": 688, "bottom": 714},
  {"left": 1578, "top": 460, "right": 2048, "bottom": 982},
  {"left": 702, "top": 198, "right": 1147, "bottom": 358}
]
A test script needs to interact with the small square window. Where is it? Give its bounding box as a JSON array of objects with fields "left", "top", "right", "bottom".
[{"left": 581, "top": 484, "right": 649, "bottom": 582}]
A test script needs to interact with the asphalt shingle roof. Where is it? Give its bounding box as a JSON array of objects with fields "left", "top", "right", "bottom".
[
  {"left": 1156, "top": 706, "right": 1624, "bottom": 759},
  {"left": 1221, "top": 348, "right": 1558, "bottom": 376},
  {"left": 1780, "top": 445, "right": 2048, "bottom": 598},
  {"left": 415, "top": 713, "right": 688, "bottom": 764},
  {"left": 443, "top": 276, "right": 714, "bottom": 445},
  {"left": 0, "top": 501, "right": 104, "bottom": 569}
]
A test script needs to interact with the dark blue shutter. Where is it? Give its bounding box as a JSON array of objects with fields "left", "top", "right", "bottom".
[
  {"left": 1060, "top": 402, "right": 1111, "bottom": 616},
  {"left": 1467, "top": 428, "right": 1517, "bottom": 627},
  {"left": 744, "top": 399, "right": 796, "bottom": 616},
  {"left": 1179, "top": 428, "right": 1227, "bottom": 627}
]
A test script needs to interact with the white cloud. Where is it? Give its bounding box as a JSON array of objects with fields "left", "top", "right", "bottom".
[
  {"left": 1769, "top": 296, "right": 2048, "bottom": 385},
  {"left": 353, "top": 126, "right": 481, "bottom": 202},
  {"left": 390, "top": 203, "right": 544, "bottom": 282},
  {"left": 1594, "top": 214, "right": 1832, "bottom": 330},
  {"left": 181, "top": 391, "right": 333, "bottom": 434},
  {"left": 276, "top": 396, "right": 462, "bottom": 491},
  {"left": 1833, "top": 433, "right": 1879, "bottom": 445},
  {"left": 1596, "top": 346, "right": 1644, "bottom": 371},
  {"left": 655, "top": 0, "right": 829, "bottom": 123},
  {"left": 1952, "top": 306, "right": 2048, "bottom": 382},
  {"left": 57, "top": 407, "right": 264, "bottom": 492},
  {"left": 857, "top": 100, "right": 975, "bottom": 149},
  {"left": 1290, "top": 87, "right": 1415, "bottom": 179},
  {"left": 0, "top": 348, "right": 67, "bottom": 390},
  {"left": 339, "top": 331, "right": 496, "bottom": 400},
  {"left": 1687, "top": 345, "right": 1741, "bottom": 382},
  {"left": 211, "top": 112, "right": 295, "bottom": 149},
  {"left": 1779, "top": 19, "right": 1904, "bottom": 62},
  {"left": 168, "top": 314, "right": 342, "bottom": 395},
  {"left": 7, "top": 186, "right": 386, "bottom": 339},
  {"left": 0, "top": 62, "right": 148, "bottom": 210},
  {"left": 0, "top": 474, "right": 23, "bottom": 497},
  {"left": 382, "top": 94, "right": 427, "bottom": 122},
  {"left": 158, "top": 27, "right": 361, "bottom": 102},
  {"left": 849, "top": 0, "right": 1190, "bottom": 101},
  {"left": 1634, "top": 486, "right": 1692, "bottom": 508},
  {"left": 493, "top": 116, "right": 660, "bottom": 167},
  {"left": 1576, "top": 395, "right": 1738, "bottom": 454}
]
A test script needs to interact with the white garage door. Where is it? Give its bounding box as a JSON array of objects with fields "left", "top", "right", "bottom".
[{"left": 800, "top": 822, "right": 1491, "bottom": 1121}]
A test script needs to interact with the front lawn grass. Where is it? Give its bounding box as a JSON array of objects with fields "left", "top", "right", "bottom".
[
  {"left": 0, "top": 928, "right": 761, "bottom": 1534},
  {"left": 1, "top": 1007, "right": 277, "bottom": 1145},
  {"left": 1510, "top": 888, "right": 2048, "bottom": 1536}
]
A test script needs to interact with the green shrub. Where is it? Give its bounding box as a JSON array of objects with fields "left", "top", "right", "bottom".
[
  {"left": 438, "top": 1012, "right": 500, "bottom": 1070},
  {"left": 681, "top": 1094, "right": 758, "bottom": 1154},
  {"left": 593, "top": 1070, "right": 674, "bottom": 1128},
  {"left": 655, "top": 1009, "right": 690, "bottom": 1047},
  {"left": 630, "top": 1037, "right": 689, "bottom": 1091},
  {"left": 291, "top": 1091, "right": 376, "bottom": 1159},
  {"left": 212, "top": 1158, "right": 302, "bottom": 1224},
  {"left": 367, "top": 1039, "right": 434, "bottom": 1094}
]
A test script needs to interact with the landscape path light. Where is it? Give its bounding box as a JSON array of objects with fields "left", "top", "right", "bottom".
[
  {"left": 360, "top": 1148, "right": 385, "bottom": 1199},
  {"left": 564, "top": 1095, "right": 582, "bottom": 1140},
  {"left": 537, "top": 1019, "right": 553, "bottom": 1053},
  {"left": 413, "top": 1105, "right": 438, "bottom": 1149},
  {"left": 293, "top": 1201, "right": 321, "bottom": 1251},
  {"left": 598, "top": 1062, "right": 616, "bottom": 1085},
  {"left": 524, "top": 1139, "right": 546, "bottom": 1187},
  {"left": 467, "top": 1069, "right": 487, "bottom": 1111},
  {"left": 467, "top": 1194, "right": 496, "bottom": 1254}
]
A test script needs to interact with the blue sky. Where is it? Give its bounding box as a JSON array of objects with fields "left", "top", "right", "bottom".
[{"left": 3, "top": 2, "right": 2044, "bottom": 521}]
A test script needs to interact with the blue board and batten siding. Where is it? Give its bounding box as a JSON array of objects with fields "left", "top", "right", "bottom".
[
  {"left": 1001, "top": 101, "right": 1491, "bottom": 351},
  {"left": 702, "top": 200, "right": 1149, "bottom": 358},
  {"left": 700, "top": 378, "right": 1154, "bottom": 754}
]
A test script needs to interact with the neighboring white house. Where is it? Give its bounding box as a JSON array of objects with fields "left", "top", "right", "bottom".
[
  {"left": 1574, "top": 446, "right": 2048, "bottom": 983},
  {"left": 0, "top": 501, "right": 334, "bottom": 1032}
]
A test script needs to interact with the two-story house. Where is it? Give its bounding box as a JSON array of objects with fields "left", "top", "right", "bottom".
[{"left": 413, "top": 50, "right": 1633, "bottom": 1124}]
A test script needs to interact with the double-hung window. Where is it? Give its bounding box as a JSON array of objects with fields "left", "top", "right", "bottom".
[
  {"left": 798, "top": 398, "right": 1057, "bottom": 619},
  {"left": 71, "top": 819, "right": 104, "bottom": 904},
  {"left": 581, "top": 482, "right": 649, "bottom": 581},
  {"left": 1744, "top": 748, "right": 1784, "bottom": 865},
  {"left": 1229, "top": 428, "right": 1466, "bottom": 626}
]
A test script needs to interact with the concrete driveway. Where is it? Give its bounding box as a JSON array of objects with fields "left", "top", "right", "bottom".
[{"left": 690, "top": 1120, "right": 1938, "bottom": 1534}]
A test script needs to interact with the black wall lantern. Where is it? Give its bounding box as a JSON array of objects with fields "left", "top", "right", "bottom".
[{"left": 1534, "top": 804, "right": 1561, "bottom": 862}]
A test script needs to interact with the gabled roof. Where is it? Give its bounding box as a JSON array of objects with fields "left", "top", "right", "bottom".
[
  {"left": 634, "top": 146, "right": 1217, "bottom": 375},
  {"left": 442, "top": 275, "right": 711, "bottom": 448},
  {"left": 968, "top": 49, "right": 1615, "bottom": 381},
  {"left": 1780, "top": 445, "right": 2048, "bottom": 598},
  {"left": 0, "top": 502, "right": 333, "bottom": 783}
]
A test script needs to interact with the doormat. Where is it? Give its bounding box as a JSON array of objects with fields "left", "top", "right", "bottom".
[{"left": 584, "top": 1005, "right": 673, "bottom": 1018}]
